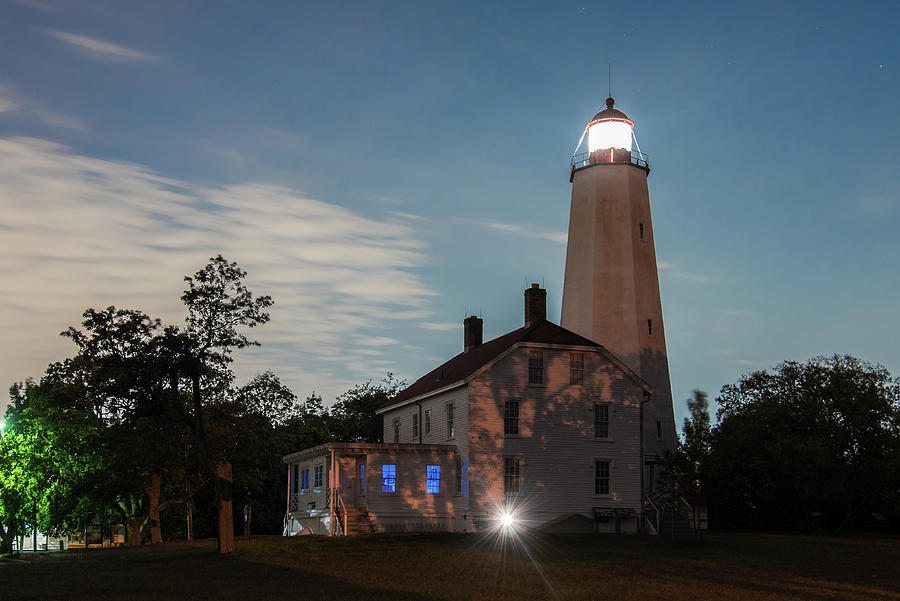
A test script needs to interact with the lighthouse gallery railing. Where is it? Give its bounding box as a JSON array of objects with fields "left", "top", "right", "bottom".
[{"left": 570, "top": 149, "right": 650, "bottom": 172}]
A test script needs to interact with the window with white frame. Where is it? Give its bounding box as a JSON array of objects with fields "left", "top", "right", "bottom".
[
  {"left": 412, "top": 412, "right": 419, "bottom": 440},
  {"left": 446, "top": 402, "right": 455, "bottom": 439},
  {"left": 313, "top": 464, "right": 323, "bottom": 488},
  {"left": 393, "top": 418, "right": 400, "bottom": 443},
  {"left": 426, "top": 465, "right": 440, "bottom": 494},
  {"left": 381, "top": 464, "right": 396, "bottom": 493},
  {"left": 529, "top": 351, "right": 543, "bottom": 384},
  {"left": 570, "top": 352, "right": 584, "bottom": 385},
  {"left": 594, "top": 404, "right": 610, "bottom": 439},
  {"left": 425, "top": 409, "right": 431, "bottom": 435},
  {"left": 594, "top": 460, "right": 610, "bottom": 495},
  {"left": 504, "top": 399, "right": 519, "bottom": 435},
  {"left": 504, "top": 457, "right": 521, "bottom": 496}
]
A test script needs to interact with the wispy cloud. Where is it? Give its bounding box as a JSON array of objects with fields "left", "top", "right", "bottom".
[
  {"left": 735, "top": 358, "right": 765, "bottom": 367},
  {"left": 657, "top": 261, "right": 710, "bottom": 283},
  {"left": 0, "top": 137, "right": 435, "bottom": 402},
  {"left": 10, "top": 0, "right": 53, "bottom": 10},
  {"left": 418, "top": 321, "right": 461, "bottom": 331},
  {"left": 392, "top": 212, "right": 426, "bottom": 221},
  {"left": 45, "top": 29, "right": 159, "bottom": 62},
  {"left": 483, "top": 222, "right": 521, "bottom": 233},
  {"left": 0, "top": 84, "right": 86, "bottom": 131},
  {"left": 479, "top": 221, "right": 567, "bottom": 244}
]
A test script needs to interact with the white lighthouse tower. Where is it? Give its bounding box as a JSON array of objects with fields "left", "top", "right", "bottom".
[{"left": 560, "top": 97, "right": 677, "bottom": 485}]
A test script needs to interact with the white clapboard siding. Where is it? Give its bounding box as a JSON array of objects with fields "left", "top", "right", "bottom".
[{"left": 466, "top": 344, "right": 644, "bottom": 525}]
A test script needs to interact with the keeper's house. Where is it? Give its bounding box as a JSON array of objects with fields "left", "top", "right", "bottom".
[{"left": 283, "top": 285, "right": 651, "bottom": 535}]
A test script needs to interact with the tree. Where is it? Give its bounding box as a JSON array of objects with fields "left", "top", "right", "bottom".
[
  {"left": 234, "top": 371, "right": 300, "bottom": 427},
  {"left": 60, "top": 307, "right": 195, "bottom": 546},
  {"left": 706, "top": 355, "right": 900, "bottom": 532},
  {"left": 682, "top": 390, "right": 711, "bottom": 461},
  {"left": 1, "top": 378, "right": 109, "bottom": 553},
  {"left": 330, "top": 373, "right": 404, "bottom": 443},
  {"left": 173, "top": 255, "right": 273, "bottom": 553}
]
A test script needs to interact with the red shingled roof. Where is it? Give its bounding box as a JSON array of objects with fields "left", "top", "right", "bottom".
[{"left": 383, "top": 320, "right": 602, "bottom": 410}]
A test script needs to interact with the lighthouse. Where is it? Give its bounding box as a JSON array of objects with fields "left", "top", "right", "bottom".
[{"left": 560, "top": 97, "right": 677, "bottom": 485}]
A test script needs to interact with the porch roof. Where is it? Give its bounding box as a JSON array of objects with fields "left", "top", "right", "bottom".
[{"left": 283, "top": 442, "right": 458, "bottom": 464}]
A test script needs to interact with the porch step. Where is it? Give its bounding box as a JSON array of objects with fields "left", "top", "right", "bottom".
[{"left": 343, "top": 506, "right": 376, "bottom": 536}]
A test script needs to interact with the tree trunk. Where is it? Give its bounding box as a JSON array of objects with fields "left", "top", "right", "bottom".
[
  {"left": 186, "top": 501, "right": 193, "bottom": 541},
  {"left": 216, "top": 462, "right": 234, "bottom": 554},
  {"left": 146, "top": 474, "right": 163, "bottom": 544},
  {"left": 126, "top": 516, "right": 143, "bottom": 547},
  {"left": 0, "top": 520, "right": 12, "bottom": 554},
  {"left": 189, "top": 369, "right": 233, "bottom": 555}
]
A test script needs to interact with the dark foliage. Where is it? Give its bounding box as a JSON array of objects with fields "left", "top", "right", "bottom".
[{"left": 704, "top": 355, "right": 900, "bottom": 532}]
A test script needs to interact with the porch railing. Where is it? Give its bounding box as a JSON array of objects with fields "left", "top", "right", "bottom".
[{"left": 329, "top": 489, "right": 348, "bottom": 536}]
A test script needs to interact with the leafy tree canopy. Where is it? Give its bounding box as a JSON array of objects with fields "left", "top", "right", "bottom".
[{"left": 706, "top": 355, "right": 900, "bottom": 532}]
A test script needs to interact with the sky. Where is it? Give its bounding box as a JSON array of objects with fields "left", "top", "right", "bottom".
[{"left": 1, "top": 0, "right": 899, "bottom": 429}]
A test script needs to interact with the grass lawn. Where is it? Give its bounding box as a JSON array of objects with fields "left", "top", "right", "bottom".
[{"left": 1, "top": 531, "right": 898, "bottom": 600}]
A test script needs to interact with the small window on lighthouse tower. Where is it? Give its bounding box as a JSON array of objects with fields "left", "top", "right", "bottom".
[
  {"left": 639, "top": 223, "right": 644, "bottom": 239},
  {"left": 648, "top": 319, "right": 652, "bottom": 335}
]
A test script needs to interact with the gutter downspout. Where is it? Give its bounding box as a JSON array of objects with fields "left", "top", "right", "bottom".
[
  {"left": 414, "top": 401, "right": 423, "bottom": 444},
  {"left": 285, "top": 464, "right": 291, "bottom": 536},
  {"left": 330, "top": 447, "right": 335, "bottom": 536},
  {"left": 640, "top": 390, "right": 651, "bottom": 534}
]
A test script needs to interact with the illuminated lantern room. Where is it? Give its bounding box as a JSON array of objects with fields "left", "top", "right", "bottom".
[
  {"left": 570, "top": 96, "right": 648, "bottom": 178},
  {"left": 588, "top": 97, "right": 634, "bottom": 154}
]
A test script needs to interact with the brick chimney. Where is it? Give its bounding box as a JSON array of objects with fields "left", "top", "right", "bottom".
[
  {"left": 524, "top": 283, "right": 546, "bottom": 324},
  {"left": 464, "top": 315, "right": 483, "bottom": 352}
]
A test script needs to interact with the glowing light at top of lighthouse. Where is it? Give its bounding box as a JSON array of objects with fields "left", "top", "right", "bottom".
[
  {"left": 587, "top": 119, "right": 633, "bottom": 152},
  {"left": 585, "top": 96, "right": 635, "bottom": 152}
]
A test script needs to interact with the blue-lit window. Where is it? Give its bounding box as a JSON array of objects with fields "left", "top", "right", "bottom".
[
  {"left": 426, "top": 465, "right": 440, "bottom": 494},
  {"left": 359, "top": 464, "right": 365, "bottom": 491},
  {"left": 456, "top": 459, "right": 469, "bottom": 497},
  {"left": 301, "top": 468, "right": 309, "bottom": 492},
  {"left": 382, "top": 464, "right": 396, "bottom": 493}
]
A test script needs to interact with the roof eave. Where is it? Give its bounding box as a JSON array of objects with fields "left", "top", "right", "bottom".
[{"left": 375, "top": 379, "right": 467, "bottom": 414}]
